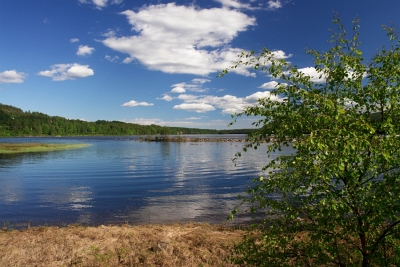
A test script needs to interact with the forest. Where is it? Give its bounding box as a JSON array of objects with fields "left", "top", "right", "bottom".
[{"left": 0, "top": 103, "right": 252, "bottom": 137}]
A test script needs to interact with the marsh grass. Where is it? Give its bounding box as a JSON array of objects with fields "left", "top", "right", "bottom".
[
  {"left": 0, "top": 223, "right": 245, "bottom": 267},
  {"left": 0, "top": 143, "right": 90, "bottom": 154}
]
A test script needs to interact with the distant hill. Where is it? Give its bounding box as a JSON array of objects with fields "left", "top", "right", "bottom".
[{"left": 0, "top": 103, "right": 255, "bottom": 137}]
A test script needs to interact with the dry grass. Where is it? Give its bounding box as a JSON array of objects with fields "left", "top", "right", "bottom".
[
  {"left": 0, "top": 223, "right": 245, "bottom": 267},
  {"left": 0, "top": 143, "right": 90, "bottom": 154}
]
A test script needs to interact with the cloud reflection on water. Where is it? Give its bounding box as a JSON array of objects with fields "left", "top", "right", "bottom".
[{"left": 39, "top": 186, "right": 93, "bottom": 211}]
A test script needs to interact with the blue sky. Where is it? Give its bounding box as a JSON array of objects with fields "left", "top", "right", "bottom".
[{"left": 1, "top": 0, "right": 399, "bottom": 129}]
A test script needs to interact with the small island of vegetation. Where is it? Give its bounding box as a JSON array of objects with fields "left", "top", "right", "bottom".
[{"left": 0, "top": 142, "right": 90, "bottom": 154}]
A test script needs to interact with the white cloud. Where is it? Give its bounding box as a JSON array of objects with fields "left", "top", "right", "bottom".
[
  {"left": 258, "top": 80, "right": 287, "bottom": 90},
  {"left": 158, "top": 95, "right": 173, "bottom": 101},
  {"left": 92, "top": 0, "right": 107, "bottom": 8},
  {"left": 121, "top": 100, "right": 154, "bottom": 107},
  {"left": 219, "top": 49, "right": 292, "bottom": 78},
  {"left": 267, "top": 0, "right": 282, "bottom": 9},
  {"left": 70, "top": 38, "right": 80, "bottom": 43},
  {"left": 67, "top": 64, "right": 94, "bottom": 78},
  {"left": 173, "top": 103, "right": 216, "bottom": 113},
  {"left": 244, "top": 91, "right": 281, "bottom": 103},
  {"left": 177, "top": 94, "right": 199, "bottom": 101},
  {"left": 124, "top": 117, "right": 244, "bottom": 129},
  {"left": 171, "top": 91, "right": 283, "bottom": 114},
  {"left": 105, "top": 55, "right": 119, "bottom": 62},
  {"left": 259, "top": 81, "right": 279, "bottom": 90},
  {"left": 298, "top": 67, "right": 327, "bottom": 83},
  {"left": 102, "top": 3, "right": 256, "bottom": 76},
  {"left": 122, "top": 57, "right": 134, "bottom": 64},
  {"left": 170, "top": 79, "right": 211, "bottom": 94},
  {"left": 38, "top": 63, "right": 94, "bottom": 81},
  {"left": 171, "top": 86, "right": 186, "bottom": 93},
  {"left": 102, "top": 29, "right": 118, "bottom": 38},
  {"left": 0, "top": 70, "right": 26, "bottom": 84},
  {"left": 185, "top": 117, "right": 202, "bottom": 120},
  {"left": 271, "top": 50, "right": 292, "bottom": 59},
  {"left": 78, "top": 0, "right": 122, "bottom": 9},
  {"left": 192, "top": 78, "right": 211, "bottom": 84},
  {"left": 215, "top": 0, "right": 253, "bottom": 9},
  {"left": 266, "top": 66, "right": 365, "bottom": 86},
  {"left": 125, "top": 118, "right": 165, "bottom": 125},
  {"left": 125, "top": 117, "right": 194, "bottom": 126},
  {"left": 77, "top": 45, "right": 95, "bottom": 56},
  {"left": 126, "top": 118, "right": 216, "bottom": 128}
]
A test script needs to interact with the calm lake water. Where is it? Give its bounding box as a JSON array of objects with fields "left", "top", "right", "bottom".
[{"left": 0, "top": 135, "right": 288, "bottom": 228}]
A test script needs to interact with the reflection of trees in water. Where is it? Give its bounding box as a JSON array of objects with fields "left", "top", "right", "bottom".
[
  {"left": 0, "top": 153, "right": 46, "bottom": 168},
  {"left": 0, "top": 150, "right": 73, "bottom": 168},
  {"left": 160, "top": 141, "right": 171, "bottom": 158}
]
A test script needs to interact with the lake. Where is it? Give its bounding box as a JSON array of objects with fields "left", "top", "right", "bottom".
[{"left": 0, "top": 135, "right": 286, "bottom": 228}]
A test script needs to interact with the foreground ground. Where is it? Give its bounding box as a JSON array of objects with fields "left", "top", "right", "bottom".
[{"left": 0, "top": 223, "right": 245, "bottom": 267}]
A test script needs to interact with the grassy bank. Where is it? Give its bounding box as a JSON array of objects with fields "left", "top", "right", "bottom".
[
  {"left": 0, "top": 223, "right": 244, "bottom": 267},
  {"left": 0, "top": 143, "right": 90, "bottom": 154}
]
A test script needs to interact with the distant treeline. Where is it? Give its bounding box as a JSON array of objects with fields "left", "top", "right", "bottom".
[{"left": 0, "top": 103, "right": 254, "bottom": 137}]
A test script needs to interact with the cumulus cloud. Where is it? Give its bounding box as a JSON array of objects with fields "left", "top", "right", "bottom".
[
  {"left": 121, "top": 100, "right": 154, "bottom": 107},
  {"left": 218, "top": 0, "right": 283, "bottom": 11},
  {"left": 171, "top": 91, "right": 282, "bottom": 114},
  {"left": 124, "top": 117, "right": 243, "bottom": 129},
  {"left": 0, "top": 70, "right": 27, "bottom": 84},
  {"left": 38, "top": 63, "right": 94, "bottom": 81},
  {"left": 78, "top": 0, "right": 122, "bottom": 9},
  {"left": 258, "top": 80, "right": 288, "bottom": 90},
  {"left": 299, "top": 67, "right": 367, "bottom": 83},
  {"left": 177, "top": 94, "right": 199, "bottom": 101},
  {"left": 215, "top": 0, "right": 253, "bottom": 9},
  {"left": 77, "top": 45, "right": 95, "bottom": 56},
  {"left": 164, "top": 76, "right": 283, "bottom": 114},
  {"left": 102, "top": 30, "right": 117, "bottom": 38},
  {"left": 70, "top": 38, "right": 80, "bottom": 43},
  {"left": 173, "top": 103, "right": 216, "bottom": 113},
  {"left": 105, "top": 55, "right": 119, "bottom": 62},
  {"left": 158, "top": 95, "right": 173, "bottom": 101},
  {"left": 170, "top": 78, "right": 211, "bottom": 94},
  {"left": 125, "top": 118, "right": 165, "bottom": 125},
  {"left": 267, "top": 0, "right": 282, "bottom": 9},
  {"left": 298, "top": 67, "right": 327, "bottom": 83},
  {"left": 125, "top": 118, "right": 206, "bottom": 127},
  {"left": 271, "top": 50, "right": 292, "bottom": 59},
  {"left": 102, "top": 3, "right": 257, "bottom": 76},
  {"left": 171, "top": 86, "right": 186, "bottom": 94},
  {"left": 192, "top": 78, "right": 211, "bottom": 84},
  {"left": 263, "top": 66, "right": 365, "bottom": 87},
  {"left": 259, "top": 81, "right": 279, "bottom": 90}
]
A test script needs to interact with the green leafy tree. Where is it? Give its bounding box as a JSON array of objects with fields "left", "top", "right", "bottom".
[{"left": 221, "top": 16, "right": 400, "bottom": 266}]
